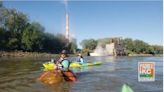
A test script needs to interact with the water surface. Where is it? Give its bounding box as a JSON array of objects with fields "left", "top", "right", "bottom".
[{"left": 0, "top": 56, "right": 162, "bottom": 92}]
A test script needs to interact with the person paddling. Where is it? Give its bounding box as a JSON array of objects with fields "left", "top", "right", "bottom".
[
  {"left": 37, "top": 50, "right": 76, "bottom": 83},
  {"left": 56, "top": 50, "right": 70, "bottom": 71},
  {"left": 77, "top": 53, "right": 85, "bottom": 64},
  {"left": 55, "top": 50, "right": 76, "bottom": 81}
]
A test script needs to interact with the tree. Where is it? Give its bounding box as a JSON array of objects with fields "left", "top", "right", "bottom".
[
  {"left": 152, "top": 45, "right": 163, "bottom": 54},
  {"left": 80, "top": 39, "right": 97, "bottom": 50},
  {"left": 133, "top": 40, "right": 149, "bottom": 54},
  {"left": 0, "top": 1, "right": 3, "bottom": 7},
  {"left": 21, "top": 22, "right": 44, "bottom": 51},
  {"left": 0, "top": 27, "right": 6, "bottom": 50},
  {"left": 0, "top": 7, "right": 78, "bottom": 53},
  {"left": 122, "top": 38, "right": 135, "bottom": 52},
  {"left": 42, "top": 33, "right": 69, "bottom": 53},
  {"left": 0, "top": 8, "right": 29, "bottom": 50}
]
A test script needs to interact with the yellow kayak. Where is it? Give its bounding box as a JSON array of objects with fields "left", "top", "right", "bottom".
[
  {"left": 43, "top": 62, "right": 56, "bottom": 71},
  {"left": 43, "top": 61, "right": 102, "bottom": 71},
  {"left": 70, "top": 62, "right": 102, "bottom": 68}
]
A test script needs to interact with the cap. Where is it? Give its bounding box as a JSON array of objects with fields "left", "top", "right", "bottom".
[{"left": 61, "top": 50, "right": 67, "bottom": 54}]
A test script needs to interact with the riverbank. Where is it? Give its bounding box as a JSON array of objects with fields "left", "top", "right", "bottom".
[
  {"left": 0, "top": 51, "right": 58, "bottom": 58},
  {"left": 128, "top": 54, "right": 163, "bottom": 57},
  {"left": 0, "top": 51, "right": 162, "bottom": 57}
]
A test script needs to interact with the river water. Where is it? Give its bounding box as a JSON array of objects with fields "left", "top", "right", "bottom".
[{"left": 0, "top": 56, "right": 162, "bottom": 92}]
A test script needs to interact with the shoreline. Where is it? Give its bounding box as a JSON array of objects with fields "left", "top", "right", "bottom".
[
  {"left": 0, "top": 51, "right": 162, "bottom": 57},
  {"left": 0, "top": 51, "right": 58, "bottom": 58},
  {"left": 128, "top": 54, "right": 163, "bottom": 57}
]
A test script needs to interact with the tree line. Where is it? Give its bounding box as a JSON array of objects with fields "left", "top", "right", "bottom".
[
  {"left": 0, "top": 5, "right": 77, "bottom": 54},
  {"left": 80, "top": 38, "right": 163, "bottom": 55}
]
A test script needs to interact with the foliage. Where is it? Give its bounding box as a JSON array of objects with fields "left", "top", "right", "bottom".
[
  {"left": 151, "top": 45, "right": 163, "bottom": 54},
  {"left": 81, "top": 38, "right": 163, "bottom": 55},
  {"left": 80, "top": 39, "right": 97, "bottom": 50},
  {"left": 0, "top": 7, "right": 77, "bottom": 54},
  {"left": 21, "top": 22, "right": 44, "bottom": 51},
  {"left": 122, "top": 38, "right": 163, "bottom": 55},
  {"left": 0, "top": 1, "right": 2, "bottom": 7}
]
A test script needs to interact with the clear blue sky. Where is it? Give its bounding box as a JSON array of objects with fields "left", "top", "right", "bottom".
[{"left": 3, "top": 1, "right": 163, "bottom": 48}]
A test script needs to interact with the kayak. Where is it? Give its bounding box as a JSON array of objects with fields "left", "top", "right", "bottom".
[
  {"left": 121, "top": 84, "right": 134, "bottom": 92},
  {"left": 43, "top": 61, "right": 102, "bottom": 71},
  {"left": 70, "top": 62, "right": 102, "bottom": 68},
  {"left": 37, "top": 70, "right": 76, "bottom": 84},
  {"left": 43, "top": 62, "right": 56, "bottom": 71},
  {"left": 37, "top": 70, "right": 65, "bottom": 84}
]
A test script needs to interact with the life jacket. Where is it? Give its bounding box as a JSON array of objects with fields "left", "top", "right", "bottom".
[
  {"left": 77, "top": 56, "right": 84, "bottom": 64},
  {"left": 58, "top": 58, "right": 71, "bottom": 71},
  {"left": 59, "top": 59, "right": 76, "bottom": 81}
]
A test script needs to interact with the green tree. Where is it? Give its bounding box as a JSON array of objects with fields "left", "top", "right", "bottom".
[
  {"left": 0, "top": 27, "right": 6, "bottom": 50},
  {"left": 146, "top": 46, "right": 155, "bottom": 54},
  {"left": 0, "top": 1, "right": 2, "bottom": 7},
  {"left": 0, "top": 7, "right": 79, "bottom": 53},
  {"left": 80, "top": 39, "right": 97, "bottom": 50},
  {"left": 0, "top": 8, "right": 28, "bottom": 50},
  {"left": 42, "top": 33, "right": 68, "bottom": 53},
  {"left": 122, "top": 38, "right": 135, "bottom": 52},
  {"left": 152, "top": 45, "right": 163, "bottom": 54},
  {"left": 22, "top": 22, "right": 44, "bottom": 51},
  {"left": 133, "top": 40, "right": 149, "bottom": 54}
]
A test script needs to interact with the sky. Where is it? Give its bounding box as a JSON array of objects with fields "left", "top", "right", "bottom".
[{"left": 3, "top": 0, "right": 163, "bottom": 48}]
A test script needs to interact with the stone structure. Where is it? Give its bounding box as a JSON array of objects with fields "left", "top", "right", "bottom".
[
  {"left": 106, "top": 37, "right": 126, "bottom": 56},
  {"left": 90, "top": 37, "right": 126, "bottom": 56}
]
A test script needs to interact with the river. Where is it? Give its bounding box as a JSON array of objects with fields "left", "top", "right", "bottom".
[{"left": 0, "top": 56, "right": 163, "bottom": 92}]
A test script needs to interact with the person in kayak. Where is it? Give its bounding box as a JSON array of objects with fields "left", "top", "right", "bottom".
[
  {"left": 37, "top": 50, "right": 76, "bottom": 83},
  {"left": 77, "top": 53, "right": 85, "bottom": 64},
  {"left": 56, "top": 50, "right": 70, "bottom": 71},
  {"left": 56, "top": 50, "right": 76, "bottom": 81}
]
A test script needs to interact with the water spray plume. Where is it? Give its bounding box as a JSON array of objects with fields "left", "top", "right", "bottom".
[
  {"left": 64, "top": 0, "right": 68, "bottom": 12},
  {"left": 91, "top": 42, "right": 107, "bottom": 56}
]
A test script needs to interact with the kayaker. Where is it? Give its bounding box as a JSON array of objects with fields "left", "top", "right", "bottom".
[
  {"left": 56, "top": 50, "right": 70, "bottom": 71},
  {"left": 56, "top": 50, "right": 76, "bottom": 81},
  {"left": 77, "top": 53, "right": 85, "bottom": 64}
]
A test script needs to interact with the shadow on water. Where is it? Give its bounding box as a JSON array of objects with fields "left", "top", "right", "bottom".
[{"left": 0, "top": 56, "right": 163, "bottom": 92}]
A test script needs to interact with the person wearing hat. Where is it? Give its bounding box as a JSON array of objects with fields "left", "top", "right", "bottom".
[
  {"left": 56, "top": 50, "right": 70, "bottom": 71},
  {"left": 55, "top": 50, "right": 77, "bottom": 81},
  {"left": 77, "top": 53, "right": 85, "bottom": 64}
]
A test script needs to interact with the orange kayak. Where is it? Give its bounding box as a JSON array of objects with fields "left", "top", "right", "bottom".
[{"left": 37, "top": 70, "right": 76, "bottom": 84}]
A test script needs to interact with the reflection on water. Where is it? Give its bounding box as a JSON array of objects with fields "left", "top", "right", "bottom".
[{"left": 0, "top": 56, "right": 163, "bottom": 92}]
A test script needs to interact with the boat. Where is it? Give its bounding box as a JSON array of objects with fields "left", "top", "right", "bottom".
[
  {"left": 43, "top": 61, "right": 102, "bottom": 71},
  {"left": 121, "top": 84, "right": 134, "bottom": 92},
  {"left": 37, "top": 70, "right": 76, "bottom": 84},
  {"left": 43, "top": 62, "right": 56, "bottom": 71},
  {"left": 70, "top": 61, "right": 102, "bottom": 68}
]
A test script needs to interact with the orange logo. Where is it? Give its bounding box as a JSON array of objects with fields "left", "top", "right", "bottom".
[{"left": 138, "top": 62, "right": 155, "bottom": 82}]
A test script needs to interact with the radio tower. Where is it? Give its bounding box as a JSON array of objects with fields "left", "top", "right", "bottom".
[{"left": 65, "top": 13, "right": 69, "bottom": 41}]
